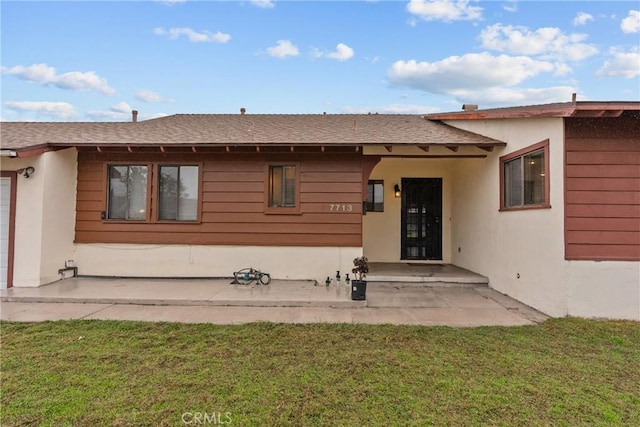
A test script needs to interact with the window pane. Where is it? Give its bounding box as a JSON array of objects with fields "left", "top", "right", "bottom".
[
  {"left": 127, "top": 166, "right": 147, "bottom": 220},
  {"left": 373, "top": 182, "right": 384, "bottom": 212},
  {"left": 158, "top": 166, "right": 178, "bottom": 220},
  {"left": 504, "top": 158, "right": 522, "bottom": 207},
  {"left": 269, "top": 165, "right": 296, "bottom": 208},
  {"left": 269, "top": 166, "right": 283, "bottom": 207},
  {"left": 283, "top": 166, "right": 296, "bottom": 207},
  {"left": 178, "top": 166, "right": 199, "bottom": 220},
  {"left": 108, "top": 166, "right": 128, "bottom": 219},
  {"left": 159, "top": 166, "right": 199, "bottom": 221},
  {"left": 524, "top": 150, "right": 545, "bottom": 205},
  {"left": 108, "top": 165, "right": 147, "bottom": 220}
]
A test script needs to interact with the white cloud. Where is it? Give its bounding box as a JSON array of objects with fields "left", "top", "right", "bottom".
[
  {"left": 388, "top": 53, "right": 557, "bottom": 93},
  {"left": 407, "top": 0, "right": 483, "bottom": 23},
  {"left": 135, "top": 89, "right": 172, "bottom": 103},
  {"left": 153, "top": 27, "right": 231, "bottom": 43},
  {"left": 503, "top": 0, "right": 517, "bottom": 13},
  {"left": 4, "top": 101, "right": 77, "bottom": 119},
  {"left": 314, "top": 43, "right": 355, "bottom": 61},
  {"left": 342, "top": 104, "right": 441, "bottom": 114},
  {"left": 596, "top": 48, "right": 640, "bottom": 78},
  {"left": 156, "top": 0, "right": 187, "bottom": 4},
  {"left": 111, "top": 102, "right": 133, "bottom": 114},
  {"left": 573, "top": 12, "right": 593, "bottom": 26},
  {"left": 251, "top": 0, "right": 275, "bottom": 8},
  {"left": 266, "top": 40, "right": 299, "bottom": 58},
  {"left": 621, "top": 10, "right": 640, "bottom": 33},
  {"left": 0, "top": 63, "right": 116, "bottom": 95},
  {"left": 480, "top": 24, "right": 598, "bottom": 61}
]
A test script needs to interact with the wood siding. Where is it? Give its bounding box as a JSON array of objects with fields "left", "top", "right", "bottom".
[
  {"left": 564, "top": 113, "right": 640, "bottom": 260},
  {"left": 75, "top": 152, "right": 365, "bottom": 247}
]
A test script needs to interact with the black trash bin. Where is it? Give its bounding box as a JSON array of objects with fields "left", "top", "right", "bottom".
[{"left": 351, "top": 280, "right": 367, "bottom": 301}]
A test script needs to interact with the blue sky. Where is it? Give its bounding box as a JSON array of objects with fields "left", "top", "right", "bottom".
[{"left": 1, "top": 0, "right": 639, "bottom": 121}]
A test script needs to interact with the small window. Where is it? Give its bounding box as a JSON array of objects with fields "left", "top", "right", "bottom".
[
  {"left": 365, "top": 180, "right": 384, "bottom": 212},
  {"left": 107, "top": 165, "right": 148, "bottom": 220},
  {"left": 500, "top": 140, "right": 550, "bottom": 210},
  {"left": 158, "top": 165, "right": 199, "bottom": 221},
  {"left": 268, "top": 165, "right": 297, "bottom": 208}
]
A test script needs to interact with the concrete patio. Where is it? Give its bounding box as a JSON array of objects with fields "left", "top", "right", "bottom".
[{"left": 0, "top": 276, "right": 547, "bottom": 326}]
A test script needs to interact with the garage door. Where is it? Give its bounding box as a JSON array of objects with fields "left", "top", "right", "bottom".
[{"left": 1, "top": 175, "right": 15, "bottom": 289}]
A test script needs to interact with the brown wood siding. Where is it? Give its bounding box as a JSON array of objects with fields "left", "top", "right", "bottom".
[
  {"left": 75, "top": 152, "right": 364, "bottom": 247},
  {"left": 564, "top": 113, "right": 640, "bottom": 260}
]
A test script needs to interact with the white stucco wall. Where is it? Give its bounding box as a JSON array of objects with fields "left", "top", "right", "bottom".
[
  {"left": 73, "top": 244, "right": 361, "bottom": 284},
  {"left": 0, "top": 149, "right": 78, "bottom": 287},
  {"left": 566, "top": 261, "right": 639, "bottom": 319},
  {"left": 362, "top": 156, "right": 456, "bottom": 263}
]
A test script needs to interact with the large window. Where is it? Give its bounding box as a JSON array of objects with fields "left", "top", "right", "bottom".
[
  {"left": 158, "top": 166, "right": 199, "bottom": 221},
  {"left": 108, "top": 165, "right": 148, "bottom": 220},
  {"left": 500, "top": 140, "right": 550, "bottom": 210},
  {"left": 365, "top": 180, "right": 384, "bottom": 212},
  {"left": 106, "top": 164, "right": 200, "bottom": 221},
  {"left": 268, "top": 165, "right": 297, "bottom": 208}
]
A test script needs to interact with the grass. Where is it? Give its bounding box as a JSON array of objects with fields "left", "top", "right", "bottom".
[{"left": 1, "top": 318, "right": 639, "bottom": 426}]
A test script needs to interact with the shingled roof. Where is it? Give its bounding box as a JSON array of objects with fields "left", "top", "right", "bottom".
[{"left": 1, "top": 114, "right": 504, "bottom": 152}]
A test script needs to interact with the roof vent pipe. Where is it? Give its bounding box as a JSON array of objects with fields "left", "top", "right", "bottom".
[
  {"left": 132, "top": 110, "right": 138, "bottom": 123},
  {"left": 240, "top": 107, "right": 246, "bottom": 115},
  {"left": 462, "top": 104, "right": 478, "bottom": 111}
]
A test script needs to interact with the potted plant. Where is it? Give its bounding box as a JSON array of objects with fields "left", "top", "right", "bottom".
[{"left": 351, "top": 256, "right": 369, "bottom": 300}]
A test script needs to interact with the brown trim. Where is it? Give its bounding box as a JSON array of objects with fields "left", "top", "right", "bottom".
[
  {"left": 1, "top": 171, "right": 17, "bottom": 288},
  {"left": 499, "top": 139, "right": 551, "bottom": 212},
  {"left": 263, "top": 162, "right": 302, "bottom": 215},
  {"left": 425, "top": 101, "right": 640, "bottom": 121}
]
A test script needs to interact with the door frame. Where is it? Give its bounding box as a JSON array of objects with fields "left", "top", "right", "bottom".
[
  {"left": 1, "top": 171, "right": 17, "bottom": 288},
  {"left": 400, "top": 177, "right": 443, "bottom": 261}
]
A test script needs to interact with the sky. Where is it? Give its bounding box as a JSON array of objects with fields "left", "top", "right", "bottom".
[{"left": 1, "top": 0, "right": 639, "bottom": 122}]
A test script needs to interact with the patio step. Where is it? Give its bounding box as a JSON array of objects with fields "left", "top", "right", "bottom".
[{"left": 366, "top": 279, "right": 488, "bottom": 288}]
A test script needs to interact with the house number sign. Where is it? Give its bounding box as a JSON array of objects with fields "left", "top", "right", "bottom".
[{"left": 328, "top": 204, "right": 354, "bottom": 212}]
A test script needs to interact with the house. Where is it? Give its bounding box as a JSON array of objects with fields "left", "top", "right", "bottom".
[{"left": 1, "top": 101, "right": 638, "bottom": 320}]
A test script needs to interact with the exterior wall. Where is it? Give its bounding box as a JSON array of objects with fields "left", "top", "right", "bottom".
[
  {"left": 566, "top": 261, "right": 639, "bottom": 319},
  {"left": 445, "top": 118, "right": 569, "bottom": 316},
  {"left": 446, "top": 117, "right": 640, "bottom": 320},
  {"left": 564, "top": 114, "right": 640, "bottom": 260},
  {"left": 0, "top": 149, "right": 78, "bottom": 287},
  {"left": 73, "top": 244, "right": 361, "bottom": 283},
  {"left": 76, "top": 151, "right": 363, "bottom": 247},
  {"left": 362, "top": 156, "right": 456, "bottom": 263}
]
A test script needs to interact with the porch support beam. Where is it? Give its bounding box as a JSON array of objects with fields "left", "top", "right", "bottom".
[
  {"left": 446, "top": 145, "right": 459, "bottom": 152},
  {"left": 384, "top": 145, "right": 393, "bottom": 153},
  {"left": 418, "top": 145, "right": 430, "bottom": 152}
]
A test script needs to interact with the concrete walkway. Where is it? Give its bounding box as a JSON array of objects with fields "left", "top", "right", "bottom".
[{"left": 0, "top": 277, "right": 548, "bottom": 326}]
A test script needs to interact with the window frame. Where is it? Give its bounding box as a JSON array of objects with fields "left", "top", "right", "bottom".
[
  {"left": 104, "top": 162, "right": 202, "bottom": 223},
  {"left": 155, "top": 163, "right": 202, "bottom": 223},
  {"left": 264, "top": 162, "right": 301, "bottom": 215},
  {"left": 499, "top": 139, "right": 551, "bottom": 212},
  {"left": 365, "top": 180, "right": 384, "bottom": 213},
  {"left": 105, "top": 163, "right": 151, "bottom": 222}
]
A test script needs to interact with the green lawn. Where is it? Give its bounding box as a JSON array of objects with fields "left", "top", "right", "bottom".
[{"left": 1, "top": 318, "right": 639, "bottom": 426}]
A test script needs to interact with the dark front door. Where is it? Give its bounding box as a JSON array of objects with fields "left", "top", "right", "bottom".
[{"left": 401, "top": 178, "right": 442, "bottom": 260}]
